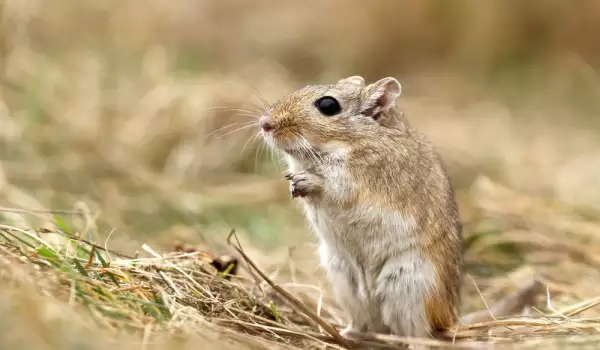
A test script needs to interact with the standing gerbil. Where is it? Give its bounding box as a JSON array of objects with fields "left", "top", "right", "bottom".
[{"left": 259, "top": 75, "right": 463, "bottom": 340}]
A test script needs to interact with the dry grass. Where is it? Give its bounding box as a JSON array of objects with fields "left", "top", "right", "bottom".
[
  {"left": 2, "top": 179, "right": 600, "bottom": 350},
  {"left": 2, "top": 0, "right": 600, "bottom": 349}
]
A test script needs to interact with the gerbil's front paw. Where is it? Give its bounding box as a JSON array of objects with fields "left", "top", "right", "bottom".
[{"left": 284, "top": 171, "right": 323, "bottom": 198}]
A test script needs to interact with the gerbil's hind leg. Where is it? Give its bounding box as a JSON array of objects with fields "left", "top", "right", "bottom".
[
  {"left": 319, "top": 247, "right": 375, "bottom": 340},
  {"left": 459, "top": 277, "right": 545, "bottom": 324},
  {"left": 284, "top": 171, "right": 323, "bottom": 198},
  {"left": 327, "top": 269, "right": 372, "bottom": 339},
  {"left": 376, "top": 259, "right": 434, "bottom": 340}
]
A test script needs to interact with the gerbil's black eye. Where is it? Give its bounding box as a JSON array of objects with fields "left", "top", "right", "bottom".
[{"left": 314, "top": 96, "right": 341, "bottom": 116}]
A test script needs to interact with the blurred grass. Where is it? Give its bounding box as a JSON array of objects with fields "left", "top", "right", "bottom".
[{"left": 2, "top": 0, "right": 600, "bottom": 348}]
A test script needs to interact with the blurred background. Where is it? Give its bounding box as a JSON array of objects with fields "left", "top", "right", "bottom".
[{"left": 2, "top": 0, "right": 600, "bottom": 297}]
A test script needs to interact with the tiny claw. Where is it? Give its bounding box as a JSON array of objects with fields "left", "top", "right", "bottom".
[
  {"left": 291, "top": 186, "right": 307, "bottom": 198},
  {"left": 290, "top": 183, "right": 298, "bottom": 198}
]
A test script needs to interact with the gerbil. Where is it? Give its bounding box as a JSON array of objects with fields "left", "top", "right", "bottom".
[{"left": 259, "top": 76, "right": 541, "bottom": 343}]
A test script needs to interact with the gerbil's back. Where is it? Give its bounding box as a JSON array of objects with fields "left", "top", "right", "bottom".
[{"left": 345, "top": 106, "right": 464, "bottom": 331}]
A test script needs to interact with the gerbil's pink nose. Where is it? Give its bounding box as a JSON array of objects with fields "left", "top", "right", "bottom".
[{"left": 259, "top": 115, "right": 273, "bottom": 132}]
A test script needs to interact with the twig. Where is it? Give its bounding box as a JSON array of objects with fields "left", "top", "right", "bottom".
[{"left": 226, "top": 229, "right": 353, "bottom": 349}]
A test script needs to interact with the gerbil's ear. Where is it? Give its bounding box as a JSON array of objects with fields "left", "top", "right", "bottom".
[
  {"left": 362, "top": 77, "right": 402, "bottom": 119},
  {"left": 337, "top": 75, "right": 365, "bottom": 87}
]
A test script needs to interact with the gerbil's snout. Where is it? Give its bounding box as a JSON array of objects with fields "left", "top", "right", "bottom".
[
  {"left": 259, "top": 110, "right": 302, "bottom": 156},
  {"left": 259, "top": 115, "right": 273, "bottom": 132}
]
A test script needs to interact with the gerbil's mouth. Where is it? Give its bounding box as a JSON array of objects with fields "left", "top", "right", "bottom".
[{"left": 261, "top": 130, "right": 292, "bottom": 153}]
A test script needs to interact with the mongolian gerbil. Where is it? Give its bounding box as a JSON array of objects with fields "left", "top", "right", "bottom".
[{"left": 259, "top": 75, "right": 541, "bottom": 343}]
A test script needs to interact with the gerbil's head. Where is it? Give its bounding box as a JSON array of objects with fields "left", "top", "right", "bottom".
[{"left": 260, "top": 76, "right": 403, "bottom": 162}]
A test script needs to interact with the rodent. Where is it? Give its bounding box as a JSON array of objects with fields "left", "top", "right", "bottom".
[
  {"left": 259, "top": 75, "right": 463, "bottom": 340},
  {"left": 258, "top": 76, "right": 543, "bottom": 345}
]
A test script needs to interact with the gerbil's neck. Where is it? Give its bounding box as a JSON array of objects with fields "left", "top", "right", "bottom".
[
  {"left": 285, "top": 154, "right": 312, "bottom": 173},
  {"left": 284, "top": 147, "right": 349, "bottom": 173}
]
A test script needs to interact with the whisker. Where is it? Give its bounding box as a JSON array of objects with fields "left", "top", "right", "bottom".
[
  {"left": 254, "top": 141, "right": 263, "bottom": 172},
  {"left": 243, "top": 83, "right": 271, "bottom": 109},
  {"left": 205, "top": 106, "right": 261, "bottom": 118},
  {"left": 277, "top": 151, "right": 287, "bottom": 164},
  {"left": 240, "top": 132, "right": 261, "bottom": 157},
  {"left": 255, "top": 132, "right": 283, "bottom": 173},
  {"left": 268, "top": 143, "right": 281, "bottom": 172},
  {"left": 228, "top": 112, "right": 261, "bottom": 120},
  {"left": 206, "top": 121, "right": 256, "bottom": 136},
  {"left": 299, "top": 135, "right": 322, "bottom": 166},
  {"left": 311, "top": 142, "right": 325, "bottom": 164},
  {"left": 240, "top": 101, "right": 267, "bottom": 115},
  {"left": 304, "top": 150, "right": 317, "bottom": 165},
  {"left": 220, "top": 78, "right": 272, "bottom": 110},
  {"left": 205, "top": 123, "right": 244, "bottom": 138},
  {"left": 218, "top": 123, "right": 260, "bottom": 139},
  {"left": 293, "top": 136, "right": 312, "bottom": 163},
  {"left": 205, "top": 121, "right": 258, "bottom": 138}
]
